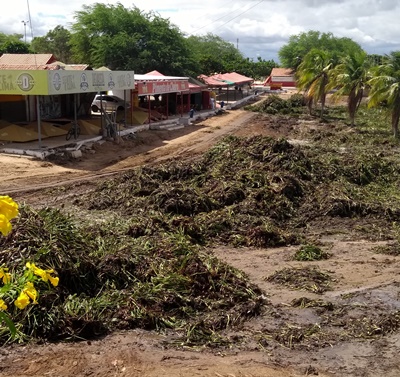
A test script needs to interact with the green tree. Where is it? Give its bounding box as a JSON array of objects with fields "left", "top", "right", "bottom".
[
  {"left": 31, "top": 26, "right": 72, "bottom": 63},
  {"left": 0, "top": 32, "right": 24, "bottom": 45},
  {"left": 187, "top": 33, "right": 244, "bottom": 75},
  {"left": 70, "top": 3, "right": 194, "bottom": 75},
  {"left": 329, "top": 51, "right": 371, "bottom": 126},
  {"left": 0, "top": 32, "right": 30, "bottom": 53},
  {"left": 234, "top": 56, "right": 277, "bottom": 80},
  {"left": 279, "top": 31, "right": 363, "bottom": 69},
  {"left": 368, "top": 51, "right": 400, "bottom": 138},
  {"left": 0, "top": 40, "right": 30, "bottom": 54},
  {"left": 296, "top": 48, "right": 333, "bottom": 117},
  {"left": 367, "top": 54, "right": 384, "bottom": 66}
]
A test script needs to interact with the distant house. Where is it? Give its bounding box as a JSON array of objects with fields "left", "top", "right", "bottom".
[
  {"left": 264, "top": 68, "right": 296, "bottom": 89},
  {"left": 0, "top": 53, "right": 57, "bottom": 69},
  {"left": 0, "top": 53, "right": 89, "bottom": 71},
  {"left": 0, "top": 54, "right": 91, "bottom": 122},
  {"left": 198, "top": 72, "right": 254, "bottom": 88}
]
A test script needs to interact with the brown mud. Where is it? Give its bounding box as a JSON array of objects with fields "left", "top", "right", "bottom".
[{"left": 1, "top": 99, "right": 400, "bottom": 377}]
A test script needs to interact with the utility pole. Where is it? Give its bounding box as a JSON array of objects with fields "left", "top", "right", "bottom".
[
  {"left": 237, "top": 38, "right": 239, "bottom": 50},
  {"left": 21, "top": 20, "right": 29, "bottom": 43}
]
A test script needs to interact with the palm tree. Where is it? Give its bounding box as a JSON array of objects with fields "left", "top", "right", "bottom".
[
  {"left": 296, "top": 48, "right": 333, "bottom": 118},
  {"left": 368, "top": 52, "right": 400, "bottom": 138},
  {"left": 329, "top": 51, "right": 371, "bottom": 126}
]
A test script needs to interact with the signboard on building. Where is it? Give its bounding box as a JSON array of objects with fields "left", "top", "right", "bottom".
[
  {"left": 137, "top": 80, "right": 189, "bottom": 95},
  {"left": 0, "top": 70, "right": 135, "bottom": 95},
  {"left": 0, "top": 71, "right": 48, "bottom": 95},
  {"left": 48, "top": 70, "right": 135, "bottom": 95}
]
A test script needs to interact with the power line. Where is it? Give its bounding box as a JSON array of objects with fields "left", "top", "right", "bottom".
[
  {"left": 190, "top": 3, "right": 254, "bottom": 34},
  {"left": 190, "top": 0, "right": 264, "bottom": 35},
  {"left": 26, "top": 0, "right": 34, "bottom": 40},
  {"left": 26, "top": 0, "right": 38, "bottom": 67},
  {"left": 210, "top": 0, "right": 264, "bottom": 32}
]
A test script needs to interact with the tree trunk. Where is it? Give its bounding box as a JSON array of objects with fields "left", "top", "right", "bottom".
[
  {"left": 319, "top": 74, "right": 328, "bottom": 119},
  {"left": 348, "top": 87, "right": 363, "bottom": 127},
  {"left": 306, "top": 95, "right": 313, "bottom": 115},
  {"left": 392, "top": 108, "right": 400, "bottom": 138},
  {"left": 320, "top": 93, "right": 326, "bottom": 118}
]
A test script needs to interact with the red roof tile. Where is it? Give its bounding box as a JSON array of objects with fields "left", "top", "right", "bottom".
[
  {"left": 270, "top": 68, "right": 294, "bottom": 77},
  {"left": 198, "top": 74, "right": 231, "bottom": 87},
  {"left": 0, "top": 63, "right": 90, "bottom": 71},
  {"left": 213, "top": 72, "right": 253, "bottom": 85},
  {"left": 145, "top": 70, "right": 164, "bottom": 76},
  {"left": 0, "top": 53, "right": 56, "bottom": 66}
]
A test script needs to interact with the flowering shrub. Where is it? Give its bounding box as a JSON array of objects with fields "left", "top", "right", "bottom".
[
  {"left": 0, "top": 196, "right": 18, "bottom": 236},
  {"left": 0, "top": 196, "right": 59, "bottom": 338}
]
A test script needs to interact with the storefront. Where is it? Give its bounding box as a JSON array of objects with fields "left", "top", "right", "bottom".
[
  {"left": 0, "top": 69, "right": 135, "bottom": 144},
  {"left": 115, "top": 73, "right": 190, "bottom": 124}
]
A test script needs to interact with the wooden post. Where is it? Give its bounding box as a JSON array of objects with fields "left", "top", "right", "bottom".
[
  {"left": 166, "top": 93, "right": 169, "bottom": 119},
  {"left": 148, "top": 95, "right": 151, "bottom": 125},
  {"left": 180, "top": 92, "right": 183, "bottom": 117}
]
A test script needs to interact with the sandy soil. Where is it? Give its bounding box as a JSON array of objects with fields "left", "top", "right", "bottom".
[{"left": 1, "top": 104, "right": 400, "bottom": 377}]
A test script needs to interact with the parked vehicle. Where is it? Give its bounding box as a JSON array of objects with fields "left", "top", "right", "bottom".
[{"left": 91, "top": 95, "right": 130, "bottom": 113}]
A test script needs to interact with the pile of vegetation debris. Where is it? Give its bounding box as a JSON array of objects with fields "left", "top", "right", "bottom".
[
  {"left": 0, "top": 206, "right": 264, "bottom": 345},
  {"left": 76, "top": 109, "right": 400, "bottom": 246},
  {"left": 245, "top": 93, "right": 307, "bottom": 115},
  {"left": 3, "top": 95, "right": 400, "bottom": 350}
]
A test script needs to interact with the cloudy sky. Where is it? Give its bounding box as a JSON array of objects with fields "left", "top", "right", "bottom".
[{"left": 4, "top": 0, "right": 400, "bottom": 63}]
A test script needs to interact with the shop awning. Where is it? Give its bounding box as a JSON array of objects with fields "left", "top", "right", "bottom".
[
  {"left": 213, "top": 72, "right": 254, "bottom": 85},
  {"left": 198, "top": 74, "right": 233, "bottom": 87}
]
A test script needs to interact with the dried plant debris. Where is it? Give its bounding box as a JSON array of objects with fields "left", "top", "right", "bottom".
[
  {"left": 291, "top": 297, "right": 334, "bottom": 310},
  {"left": 266, "top": 266, "right": 334, "bottom": 293},
  {"left": 294, "top": 244, "right": 330, "bottom": 261},
  {"left": 372, "top": 242, "right": 400, "bottom": 256},
  {"left": 345, "top": 311, "right": 400, "bottom": 338},
  {"left": 5, "top": 104, "right": 400, "bottom": 350},
  {"left": 258, "top": 323, "right": 326, "bottom": 349},
  {"left": 0, "top": 206, "right": 265, "bottom": 345},
  {"left": 246, "top": 93, "right": 307, "bottom": 115},
  {"left": 73, "top": 121, "right": 400, "bottom": 248}
]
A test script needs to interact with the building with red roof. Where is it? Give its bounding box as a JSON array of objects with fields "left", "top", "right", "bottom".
[{"left": 264, "top": 68, "right": 296, "bottom": 89}]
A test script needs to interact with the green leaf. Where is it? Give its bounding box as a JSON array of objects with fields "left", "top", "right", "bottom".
[{"left": 0, "top": 311, "right": 16, "bottom": 338}]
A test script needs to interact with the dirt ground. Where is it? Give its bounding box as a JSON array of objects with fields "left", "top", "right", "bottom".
[{"left": 1, "top": 104, "right": 400, "bottom": 377}]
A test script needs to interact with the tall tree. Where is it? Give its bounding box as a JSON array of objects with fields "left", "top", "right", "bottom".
[
  {"left": 368, "top": 51, "right": 400, "bottom": 138},
  {"left": 70, "top": 3, "right": 194, "bottom": 75},
  {"left": 233, "top": 56, "right": 277, "bottom": 81},
  {"left": 279, "top": 31, "right": 363, "bottom": 69},
  {"left": 329, "top": 51, "right": 371, "bottom": 126},
  {"left": 31, "top": 26, "right": 72, "bottom": 63},
  {"left": 296, "top": 48, "right": 333, "bottom": 118},
  {"left": 187, "top": 34, "right": 244, "bottom": 75},
  {"left": 0, "top": 32, "right": 24, "bottom": 45},
  {"left": 0, "top": 32, "right": 30, "bottom": 53},
  {"left": 0, "top": 40, "right": 29, "bottom": 54}
]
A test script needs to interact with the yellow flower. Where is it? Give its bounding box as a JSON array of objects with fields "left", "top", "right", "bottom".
[
  {"left": 0, "top": 299, "right": 7, "bottom": 311},
  {"left": 26, "top": 262, "right": 59, "bottom": 286},
  {"left": 48, "top": 275, "right": 59, "bottom": 287},
  {"left": 23, "top": 282, "right": 38, "bottom": 304},
  {"left": 25, "top": 262, "right": 35, "bottom": 271},
  {"left": 0, "top": 267, "right": 11, "bottom": 284},
  {"left": 14, "top": 291, "right": 30, "bottom": 310},
  {"left": 26, "top": 262, "right": 47, "bottom": 281},
  {"left": 2, "top": 273, "right": 11, "bottom": 284},
  {"left": 0, "top": 196, "right": 18, "bottom": 236},
  {"left": 0, "top": 196, "right": 19, "bottom": 220},
  {"left": 0, "top": 214, "right": 12, "bottom": 236},
  {"left": 35, "top": 268, "right": 48, "bottom": 281}
]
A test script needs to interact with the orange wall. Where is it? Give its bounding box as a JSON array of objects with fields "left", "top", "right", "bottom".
[{"left": 0, "top": 95, "right": 24, "bottom": 102}]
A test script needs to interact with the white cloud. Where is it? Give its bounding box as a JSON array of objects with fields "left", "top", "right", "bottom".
[{"left": 1, "top": 0, "right": 400, "bottom": 62}]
